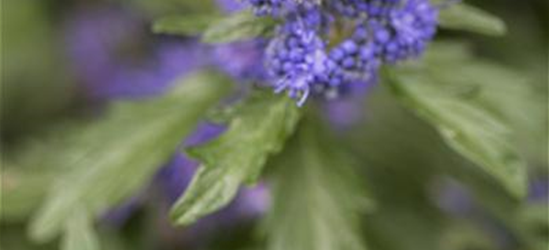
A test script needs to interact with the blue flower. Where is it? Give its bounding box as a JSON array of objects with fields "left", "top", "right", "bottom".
[
  {"left": 370, "top": 0, "right": 439, "bottom": 63},
  {"left": 245, "top": 0, "right": 296, "bottom": 16},
  {"left": 325, "top": 25, "right": 380, "bottom": 93},
  {"left": 242, "top": 0, "right": 440, "bottom": 105},
  {"left": 330, "top": 0, "right": 399, "bottom": 18},
  {"left": 266, "top": 25, "right": 328, "bottom": 106},
  {"left": 329, "top": 0, "right": 368, "bottom": 18}
]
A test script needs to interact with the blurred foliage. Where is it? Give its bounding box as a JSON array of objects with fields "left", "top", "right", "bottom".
[
  {"left": 25, "top": 72, "right": 231, "bottom": 242},
  {"left": 1, "top": 0, "right": 76, "bottom": 142},
  {"left": 1, "top": 0, "right": 547, "bottom": 250}
]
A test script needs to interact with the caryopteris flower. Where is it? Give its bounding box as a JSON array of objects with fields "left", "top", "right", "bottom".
[
  {"left": 241, "top": 0, "right": 441, "bottom": 105},
  {"left": 245, "top": 0, "right": 296, "bottom": 16},
  {"left": 370, "top": 0, "right": 439, "bottom": 63},
  {"left": 266, "top": 24, "right": 328, "bottom": 106},
  {"left": 326, "top": 25, "right": 380, "bottom": 88}
]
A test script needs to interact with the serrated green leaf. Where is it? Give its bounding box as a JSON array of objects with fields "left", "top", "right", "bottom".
[
  {"left": 29, "top": 71, "right": 232, "bottom": 242},
  {"left": 61, "top": 211, "right": 99, "bottom": 250},
  {"left": 264, "top": 116, "right": 373, "bottom": 250},
  {"left": 386, "top": 60, "right": 527, "bottom": 198},
  {"left": 424, "top": 43, "right": 545, "bottom": 166},
  {"left": 439, "top": 3, "right": 507, "bottom": 36},
  {"left": 170, "top": 91, "right": 301, "bottom": 226},
  {"left": 202, "top": 11, "right": 277, "bottom": 44},
  {"left": 152, "top": 14, "right": 221, "bottom": 36}
]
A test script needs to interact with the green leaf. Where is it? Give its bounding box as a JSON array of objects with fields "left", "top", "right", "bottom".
[
  {"left": 152, "top": 14, "right": 221, "bottom": 36},
  {"left": 170, "top": 91, "right": 301, "bottom": 226},
  {"left": 386, "top": 60, "right": 527, "bottom": 198},
  {"left": 202, "top": 11, "right": 277, "bottom": 44},
  {"left": 29, "top": 71, "right": 232, "bottom": 242},
  {"left": 61, "top": 211, "right": 99, "bottom": 250},
  {"left": 264, "top": 115, "right": 373, "bottom": 250},
  {"left": 427, "top": 43, "right": 545, "bottom": 166},
  {"left": 439, "top": 3, "right": 507, "bottom": 36}
]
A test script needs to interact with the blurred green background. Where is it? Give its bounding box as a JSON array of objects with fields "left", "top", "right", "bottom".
[{"left": 1, "top": 0, "right": 547, "bottom": 250}]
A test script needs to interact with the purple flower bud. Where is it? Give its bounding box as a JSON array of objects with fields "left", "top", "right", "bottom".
[
  {"left": 528, "top": 177, "right": 549, "bottom": 202},
  {"left": 216, "top": 0, "right": 247, "bottom": 13},
  {"left": 64, "top": 6, "right": 208, "bottom": 100},
  {"left": 266, "top": 25, "right": 327, "bottom": 106},
  {"left": 372, "top": 0, "right": 439, "bottom": 63},
  {"left": 245, "top": 0, "right": 297, "bottom": 16},
  {"left": 212, "top": 39, "right": 267, "bottom": 81},
  {"left": 434, "top": 179, "right": 476, "bottom": 216}
]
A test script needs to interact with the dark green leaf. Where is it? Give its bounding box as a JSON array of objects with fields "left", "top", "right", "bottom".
[
  {"left": 29, "top": 71, "right": 232, "bottom": 242},
  {"left": 202, "top": 11, "right": 277, "bottom": 44},
  {"left": 386, "top": 54, "right": 527, "bottom": 198},
  {"left": 170, "top": 91, "right": 301, "bottom": 226},
  {"left": 517, "top": 203, "right": 549, "bottom": 250},
  {"left": 2, "top": 1, "right": 75, "bottom": 138},
  {"left": 439, "top": 3, "right": 507, "bottom": 36},
  {"left": 264, "top": 115, "right": 373, "bottom": 250}
]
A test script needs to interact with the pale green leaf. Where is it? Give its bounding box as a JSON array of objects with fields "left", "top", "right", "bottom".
[
  {"left": 61, "top": 211, "right": 99, "bottom": 250},
  {"left": 439, "top": 3, "right": 507, "bottom": 36},
  {"left": 387, "top": 61, "right": 527, "bottom": 198},
  {"left": 170, "top": 91, "right": 301, "bottom": 226},
  {"left": 29, "top": 71, "right": 232, "bottom": 242},
  {"left": 202, "top": 11, "right": 277, "bottom": 44},
  {"left": 264, "top": 116, "right": 373, "bottom": 250}
]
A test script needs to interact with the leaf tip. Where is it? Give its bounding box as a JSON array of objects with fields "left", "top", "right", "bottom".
[{"left": 169, "top": 205, "right": 197, "bottom": 227}]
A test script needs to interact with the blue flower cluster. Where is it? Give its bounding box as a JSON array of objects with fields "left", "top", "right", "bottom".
[{"left": 243, "top": 0, "right": 440, "bottom": 105}]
